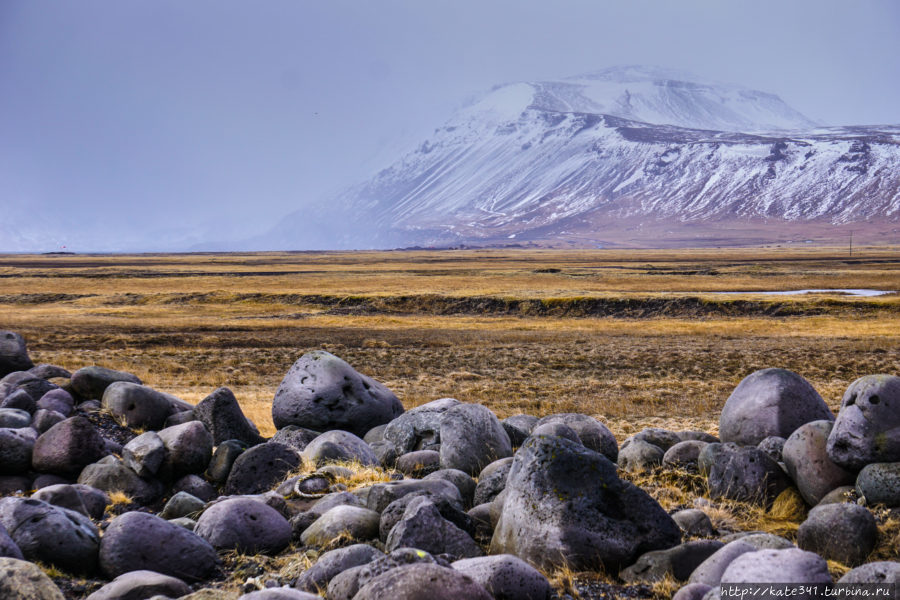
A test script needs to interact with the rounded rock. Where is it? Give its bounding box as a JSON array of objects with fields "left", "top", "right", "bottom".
[
  {"left": 439, "top": 403, "right": 512, "bottom": 476},
  {"left": 99, "top": 511, "right": 219, "bottom": 582},
  {"left": 71, "top": 366, "right": 141, "bottom": 401},
  {"left": 194, "top": 387, "right": 264, "bottom": 446},
  {"left": 224, "top": 442, "right": 301, "bottom": 495},
  {"left": 0, "top": 331, "right": 34, "bottom": 377},
  {"left": 828, "top": 375, "right": 900, "bottom": 470},
  {"left": 452, "top": 554, "right": 551, "bottom": 600},
  {"left": 272, "top": 351, "right": 403, "bottom": 437},
  {"left": 0, "top": 557, "right": 64, "bottom": 600},
  {"left": 663, "top": 440, "right": 708, "bottom": 468},
  {"left": 300, "top": 505, "right": 381, "bottom": 546},
  {"left": 782, "top": 420, "right": 856, "bottom": 505},
  {"left": 719, "top": 368, "right": 832, "bottom": 446},
  {"left": 501, "top": 414, "right": 538, "bottom": 447},
  {"left": 301, "top": 430, "right": 378, "bottom": 467},
  {"left": 797, "top": 502, "right": 877, "bottom": 566},
  {"left": 472, "top": 457, "right": 513, "bottom": 506},
  {"left": 0, "top": 408, "right": 31, "bottom": 428},
  {"left": 535, "top": 413, "right": 618, "bottom": 461},
  {"left": 617, "top": 439, "right": 664, "bottom": 473},
  {"left": 0, "top": 497, "right": 99, "bottom": 574},
  {"left": 86, "top": 570, "right": 191, "bottom": 600},
  {"left": 0, "top": 427, "right": 36, "bottom": 475},
  {"left": 720, "top": 547, "right": 832, "bottom": 588},
  {"left": 35, "top": 389, "right": 74, "bottom": 417},
  {"left": 158, "top": 421, "right": 214, "bottom": 479},
  {"left": 490, "top": 434, "right": 680, "bottom": 571},
  {"left": 32, "top": 416, "right": 107, "bottom": 476},
  {"left": 353, "top": 563, "right": 493, "bottom": 600},
  {"left": 195, "top": 497, "right": 291, "bottom": 554},
  {"left": 856, "top": 462, "right": 900, "bottom": 507}
]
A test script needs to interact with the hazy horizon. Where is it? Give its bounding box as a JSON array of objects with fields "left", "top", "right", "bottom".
[{"left": 2, "top": 1, "right": 899, "bottom": 252}]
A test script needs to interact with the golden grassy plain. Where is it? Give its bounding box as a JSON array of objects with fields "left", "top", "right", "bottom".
[
  {"left": 2, "top": 247, "right": 899, "bottom": 441},
  {"left": 3, "top": 247, "right": 900, "bottom": 596}
]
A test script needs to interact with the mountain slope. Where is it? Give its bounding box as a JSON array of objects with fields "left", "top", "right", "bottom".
[{"left": 270, "top": 69, "right": 899, "bottom": 249}]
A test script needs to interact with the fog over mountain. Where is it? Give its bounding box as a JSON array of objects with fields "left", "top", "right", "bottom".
[{"left": 2, "top": 2, "right": 899, "bottom": 252}]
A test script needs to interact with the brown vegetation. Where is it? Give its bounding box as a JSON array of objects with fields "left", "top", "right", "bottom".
[{"left": 2, "top": 248, "right": 898, "bottom": 441}]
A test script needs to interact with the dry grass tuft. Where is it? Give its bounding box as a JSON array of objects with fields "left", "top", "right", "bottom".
[
  {"left": 106, "top": 490, "right": 134, "bottom": 506},
  {"left": 649, "top": 574, "right": 682, "bottom": 599}
]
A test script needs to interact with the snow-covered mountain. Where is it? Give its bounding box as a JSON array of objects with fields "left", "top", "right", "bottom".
[{"left": 271, "top": 67, "right": 900, "bottom": 249}]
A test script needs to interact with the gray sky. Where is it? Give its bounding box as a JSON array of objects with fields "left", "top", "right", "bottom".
[{"left": 2, "top": 0, "right": 899, "bottom": 251}]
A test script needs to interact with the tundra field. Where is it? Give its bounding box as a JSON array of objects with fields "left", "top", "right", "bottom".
[
  {"left": 2, "top": 246, "right": 899, "bottom": 442},
  {"left": 4, "top": 246, "right": 900, "bottom": 597}
]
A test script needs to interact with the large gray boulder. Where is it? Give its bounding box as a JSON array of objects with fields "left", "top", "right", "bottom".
[
  {"left": 535, "top": 413, "right": 618, "bottom": 461},
  {"left": 99, "top": 511, "right": 219, "bottom": 582},
  {"left": 490, "top": 434, "right": 681, "bottom": 571},
  {"left": 225, "top": 442, "right": 301, "bottom": 495},
  {"left": 719, "top": 368, "right": 832, "bottom": 446},
  {"left": 385, "top": 496, "right": 482, "bottom": 558},
  {"left": 855, "top": 462, "right": 900, "bottom": 507},
  {"left": 31, "top": 416, "right": 107, "bottom": 476},
  {"left": 705, "top": 443, "right": 791, "bottom": 506},
  {"left": 70, "top": 366, "right": 141, "bottom": 400},
  {"left": 782, "top": 420, "right": 856, "bottom": 505},
  {"left": 383, "top": 398, "right": 460, "bottom": 455},
  {"left": 827, "top": 375, "right": 900, "bottom": 470},
  {"left": 0, "top": 497, "right": 99, "bottom": 574},
  {"left": 797, "top": 502, "right": 877, "bottom": 567},
  {"left": 439, "top": 403, "right": 512, "bottom": 476},
  {"left": 195, "top": 497, "right": 291, "bottom": 554},
  {"left": 271, "top": 351, "right": 403, "bottom": 437},
  {"left": 85, "top": 570, "right": 191, "bottom": 600},
  {"left": 193, "top": 387, "right": 264, "bottom": 446},
  {"left": 102, "top": 382, "right": 184, "bottom": 431},
  {"left": 0, "top": 331, "right": 33, "bottom": 377},
  {"left": 452, "top": 554, "right": 551, "bottom": 600},
  {"left": 353, "top": 563, "right": 493, "bottom": 600},
  {"left": 0, "top": 557, "right": 64, "bottom": 600},
  {"left": 0, "top": 427, "right": 36, "bottom": 475},
  {"left": 301, "top": 429, "right": 378, "bottom": 467}
]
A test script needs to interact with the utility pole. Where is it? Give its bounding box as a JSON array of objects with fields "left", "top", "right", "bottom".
[{"left": 849, "top": 230, "right": 853, "bottom": 258}]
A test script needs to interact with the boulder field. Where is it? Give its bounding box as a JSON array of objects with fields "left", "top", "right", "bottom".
[{"left": 0, "top": 329, "right": 898, "bottom": 599}]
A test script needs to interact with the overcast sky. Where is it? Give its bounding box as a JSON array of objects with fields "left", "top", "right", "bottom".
[{"left": 1, "top": 1, "right": 899, "bottom": 250}]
